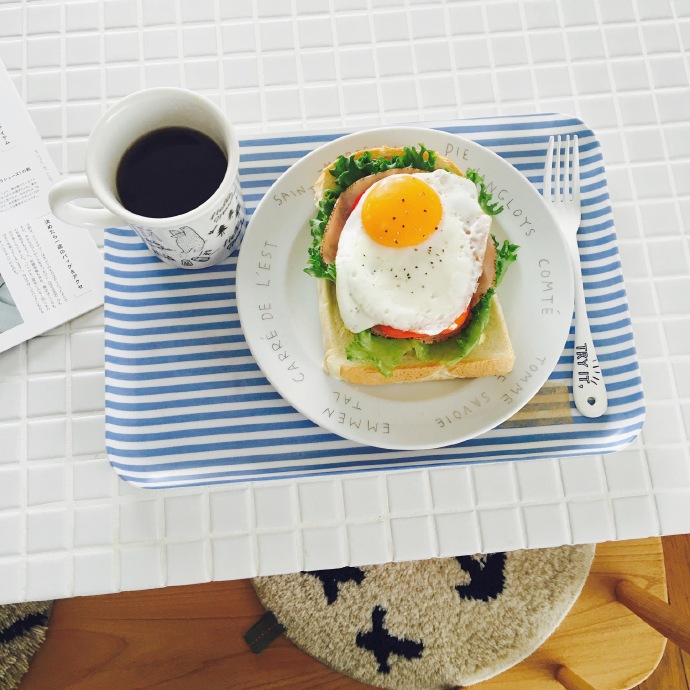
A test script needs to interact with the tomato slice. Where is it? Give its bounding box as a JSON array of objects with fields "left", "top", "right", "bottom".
[
  {"left": 375, "top": 324, "right": 423, "bottom": 339},
  {"left": 439, "top": 306, "right": 471, "bottom": 334},
  {"left": 376, "top": 306, "right": 471, "bottom": 340},
  {"left": 350, "top": 191, "right": 366, "bottom": 213}
]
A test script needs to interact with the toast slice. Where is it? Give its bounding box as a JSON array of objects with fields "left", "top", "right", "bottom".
[{"left": 318, "top": 280, "right": 515, "bottom": 385}]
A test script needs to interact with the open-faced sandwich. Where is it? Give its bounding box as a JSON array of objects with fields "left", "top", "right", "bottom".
[{"left": 305, "top": 144, "right": 519, "bottom": 385}]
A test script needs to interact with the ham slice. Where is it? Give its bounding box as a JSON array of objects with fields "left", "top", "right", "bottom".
[{"left": 470, "top": 236, "right": 496, "bottom": 308}]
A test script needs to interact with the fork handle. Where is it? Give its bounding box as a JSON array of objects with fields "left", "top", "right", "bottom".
[{"left": 570, "top": 244, "right": 608, "bottom": 418}]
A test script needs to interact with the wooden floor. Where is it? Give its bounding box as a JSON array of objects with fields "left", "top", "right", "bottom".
[{"left": 18, "top": 534, "right": 690, "bottom": 690}]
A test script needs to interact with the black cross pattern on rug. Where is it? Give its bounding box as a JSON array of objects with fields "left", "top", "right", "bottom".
[
  {"left": 455, "top": 553, "right": 507, "bottom": 602},
  {"left": 303, "top": 566, "right": 366, "bottom": 605},
  {"left": 356, "top": 605, "right": 424, "bottom": 674}
]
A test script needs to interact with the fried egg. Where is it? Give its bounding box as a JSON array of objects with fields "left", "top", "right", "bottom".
[{"left": 335, "top": 169, "right": 491, "bottom": 336}]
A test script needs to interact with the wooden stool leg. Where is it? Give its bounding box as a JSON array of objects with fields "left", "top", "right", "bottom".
[
  {"left": 556, "top": 666, "right": 598, "bottom": 690},
  {"left": 616, "top": 579, "right": 690, "bottom": 653}
]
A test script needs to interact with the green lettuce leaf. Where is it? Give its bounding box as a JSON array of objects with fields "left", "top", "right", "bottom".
[
  {"left": 305, "top": 189, "right": 338, "bottom": 281},
  {"left": 345, "top": 330, "right": 419, "bottom": 378},
  {"left": 465, "top": 169, "right": 503, "bottom": 216},
  {"left": 494, "top": 238, "right": 520, "bottom": 287}
]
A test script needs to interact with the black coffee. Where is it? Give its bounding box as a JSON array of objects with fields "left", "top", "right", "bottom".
[{"left": 116, "top": 127, "right": 227, "bottom": 218}]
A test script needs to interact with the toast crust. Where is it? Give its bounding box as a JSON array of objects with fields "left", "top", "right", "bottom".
[{"left": 314, "top": 146, "right": 515, "bottom": 385}]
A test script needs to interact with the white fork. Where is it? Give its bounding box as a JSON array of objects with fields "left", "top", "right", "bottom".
[{"left": 544, "top": 135, "right": 608, "bottom": 418}]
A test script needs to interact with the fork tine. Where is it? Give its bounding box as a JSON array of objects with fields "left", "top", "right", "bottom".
[
  {"left": 572, "top": 134, "right": 580, "bottom": 203},
  {"left": 544, "top": 135, "right": 554, "bottom": 200},
  {"left": 555, "top": 134, "right": 562, "bottom": 202},
  {"left": 563, "top": 134, "right": 570, "bottom": 201}
]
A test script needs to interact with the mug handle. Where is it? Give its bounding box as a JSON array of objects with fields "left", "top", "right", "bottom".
[{"left": 49, "top": 176, "right": 123, "bottom": 229}]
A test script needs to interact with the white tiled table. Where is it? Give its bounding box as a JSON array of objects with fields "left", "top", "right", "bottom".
[{"left": 0, "top": 0, "right": 689, "bottom": 604}]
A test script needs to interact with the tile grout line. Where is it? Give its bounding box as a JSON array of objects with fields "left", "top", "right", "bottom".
[
  {"left": 6, "top": 0, "right": 688, "bottom": 25},
  {"left": 400, "top": 0, "right": 424, "bottom": 123},
  {"left": 364, "top": 0, "right": 386, "bottom": 125},
  {"left": 91, "top": 0, "right": 114, "bottom": 594},
  {"left": 290, "top": 480, "right": 304, "bottom": 572},
  {"left": 439, "top": 0, "right": 463, "bottom": 120},
  {"left": 11, "top": 48, "right": 690, "bottom": 68},
  {"left": 379, "top": 473, "right": 395, "bottom": 563},
  {"left": 56, "top": 0, "right": 68, "bottom": 178},
  {"left": 250, "top": 0, "right": 269, "bottom": 133},
  {"left": 57, "top": 0, "right": 77, "bottom": 600},
  {"left": 26, "top": 111, "right": 690, "bottom": 140},
  {"left": 289, "top": 0, "right": 308, "bottom": 131},
  {"left": 553, "top": 458, "right": 575, "bottom": 545},
  {"left": 336, "top": 477, "right": 350, "bottom": 567},
  {"left": 18, "top": 348, "right": 28, "bottom": 602},
  {"left": 65, "top": 333, "right": 77, "bottom": 596},
  {"left": 598, "top": 454, "right": 623, "bottom": 542},
  {"left": 478, "top": 0, "right": 506, "bottom": 118},
  {"left": 19, "top": 0, "right": 27, "bottom": 108},
  {"left": 201, "top": 489, "right": 213, "bottom": 583},
  {"left": 464, "top": 466, "right": 483, "bottom": 555},
  {"left": 174, "top": 0, "right": 185, "bottom": 89},
  {"left": 109, "top": 466, "right": 121, "bottom": 595},
  {"left": 247, "top": 482, "right": 259, "bottom": 577},
  {"left": 422, "top": 469, "right": 440, "bottom": 558},
  {"left": 510, "top": 461, "right": 530, "bottom": 550},
  {"left": 12, "top": 0, "right": 29, "bottom": 606},
  {"left": 552, "top": 1, "right": 585, "bottom": 125},
  {"left": 156, "top": 492, "right": 168, "bottom": 587},
  {"left": 676, "top": 6, "right": 690, "bottom": 79},
  {"left": 211, "top": 0, "right": 226, "bottom": 116},
  {"left": 517, "top": 0, "right": 546, "bottom": 118},
  {"left": 325, "top": 0, "right": 347, "bottom": 130},
  {"left": 96, "top": 2, "right": 107, "bottom": 118},
  {"left": 135, "top": 0, "right": 146, "bottom": 89}
]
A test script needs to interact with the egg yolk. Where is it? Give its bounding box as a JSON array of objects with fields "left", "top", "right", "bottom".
[{"left": 361, "top": 176, "right": 443, "bottom": 248}]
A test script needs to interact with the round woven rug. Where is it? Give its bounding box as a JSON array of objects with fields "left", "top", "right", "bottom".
[
  {"left": 0, "top": 602, "right": 51, "bottom": 690},
  {"left": 253, "top": 545, "right": 595, "bottom": 689}
]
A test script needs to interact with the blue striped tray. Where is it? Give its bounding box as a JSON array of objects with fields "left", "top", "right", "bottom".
[{"left": 104, "top": 114, "right": 644, "bottom": 488}]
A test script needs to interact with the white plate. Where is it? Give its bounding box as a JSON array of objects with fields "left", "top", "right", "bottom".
[{"left": 236, "top": 127, "right": 574, "bottom": 450}]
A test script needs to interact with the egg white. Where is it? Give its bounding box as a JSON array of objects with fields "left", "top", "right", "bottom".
[{"left": 335, "top": 169, "right": 492, "bottom": 336}]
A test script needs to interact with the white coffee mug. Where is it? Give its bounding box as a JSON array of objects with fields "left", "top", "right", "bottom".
[{"left": 49, "top": 88, "right": 245, "bottom": 269}]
